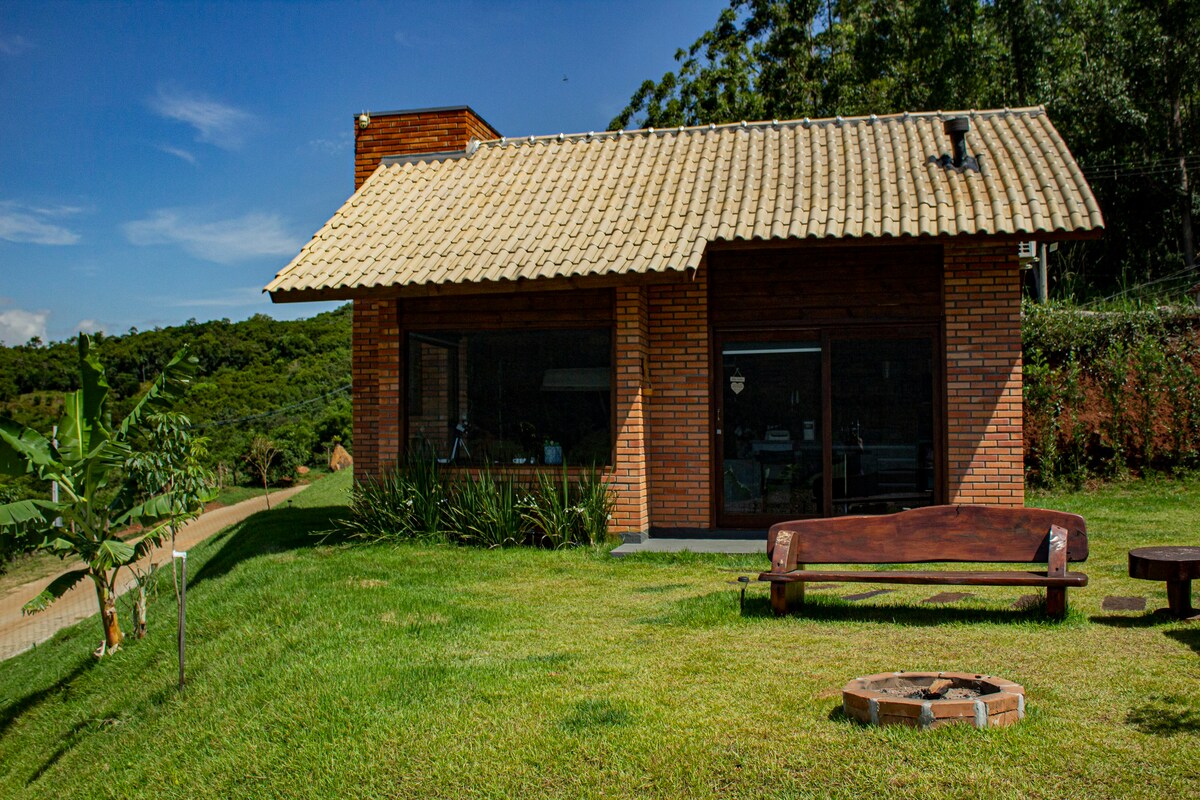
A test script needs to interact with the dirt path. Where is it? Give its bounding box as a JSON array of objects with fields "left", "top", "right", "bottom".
[{"left": 0, "top": 484, "right": 309, "bottom": 662}]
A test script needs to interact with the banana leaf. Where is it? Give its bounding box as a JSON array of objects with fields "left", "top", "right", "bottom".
[
  {"left": 0, "top": 498, "right": 61, "bottom": 534},
  {"left": 92, "top": 538, "right": 136, "bottom": 571},
  {"left": 57, "top": 335, "right": 114, "bottom": 466},
  {"left": 23, "top": 569, "right": 89, "bottom": 615},
  {"left": 0, "top": 417, "right": 58, "bottom": 478}
]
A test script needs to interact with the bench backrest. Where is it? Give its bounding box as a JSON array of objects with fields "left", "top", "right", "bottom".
[{"left": 767, "top": 505, "right": 1087, "bottom": 572}]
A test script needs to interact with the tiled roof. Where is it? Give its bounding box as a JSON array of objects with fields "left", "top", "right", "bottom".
[{"left": 267, "top": 107, "right": 1103, "bottom": 298}]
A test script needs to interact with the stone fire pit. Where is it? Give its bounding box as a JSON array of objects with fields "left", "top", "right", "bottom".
[{"left": 842, "top": 671, "right": 1025, "bottom": 729}]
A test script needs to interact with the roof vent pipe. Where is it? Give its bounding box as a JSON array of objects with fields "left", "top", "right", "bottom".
[{"left": 944, "top": 117, "right": 970, "bottom": 168}]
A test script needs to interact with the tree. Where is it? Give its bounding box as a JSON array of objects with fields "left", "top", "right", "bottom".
[
  {"left": 0, "top": 335, "right": 200, "bottom": 656},
  {"left": 123, "top": 411, "right": 216, "bottom": 638},
  {"left": 244, "top": 435, "right": 280, "bottom": 509}
]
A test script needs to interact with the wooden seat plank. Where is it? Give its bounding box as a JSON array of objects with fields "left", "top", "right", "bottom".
[{"left": 757, "top": 569, "right": 1089, "bottom": 587}]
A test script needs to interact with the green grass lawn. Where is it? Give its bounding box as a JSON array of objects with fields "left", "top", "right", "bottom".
[{"left": 1, "top": 471, "right": 1197, "bottom": 799}]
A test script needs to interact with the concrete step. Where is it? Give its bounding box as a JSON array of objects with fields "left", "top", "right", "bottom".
[{"left": 611, "top": 538, "right": 765, "bottom": 557}]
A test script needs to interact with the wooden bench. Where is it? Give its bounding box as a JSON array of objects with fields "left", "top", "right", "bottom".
[{"left": 759, "top": 505, "right": 1088, "bottom": 618}]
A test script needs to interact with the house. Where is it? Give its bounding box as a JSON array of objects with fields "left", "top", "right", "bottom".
[{"left": 266, "top": 104, "right": 1103, "bottom": 541}]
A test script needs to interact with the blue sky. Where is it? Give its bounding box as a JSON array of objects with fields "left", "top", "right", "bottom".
[{"left": 0, "top": 0, "right": 726, "bottom": 344}]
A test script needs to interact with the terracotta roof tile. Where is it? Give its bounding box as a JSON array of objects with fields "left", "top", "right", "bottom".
[{"left": 267, "top": 107, "right": 1103, "bottom": 298}]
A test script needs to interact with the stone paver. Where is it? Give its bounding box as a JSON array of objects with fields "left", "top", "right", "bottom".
[
  {"left": 1101, "top": 595, "right": 1147, "bottom": 612},
  {"left": 0, "top": 485, "right": 308, "bottom": 662}
]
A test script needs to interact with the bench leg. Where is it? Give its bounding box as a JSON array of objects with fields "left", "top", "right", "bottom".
[
  {"left": 770, "top": 581, "right": 804, "bottom": 616},
  {"left": 1045, "top": 587, "right": 1067, "bottom": 618}
]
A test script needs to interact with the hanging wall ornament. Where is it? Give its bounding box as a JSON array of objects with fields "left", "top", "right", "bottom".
[{"left": 729, "top": 368, "right": 745, "bottom": 395}]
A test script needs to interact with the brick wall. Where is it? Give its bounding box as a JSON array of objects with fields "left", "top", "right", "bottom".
[
  {"left": 647, "top": 275, "right": 712, "bottom": 528},
  {"left": 611, "top": 287, "right": 651, "bottom": 536},
  {"left": 351, "top": 298, "right": 402, "bottom": 480},
  {"left": 943, "top": 239, "right": 1024, "bottom": 506},
  {"left": 354, "top": 107, "right": 500, "bottom": 189}
]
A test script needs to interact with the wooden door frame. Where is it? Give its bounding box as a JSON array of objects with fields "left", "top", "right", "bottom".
[{"left": 710, "top": 323, "right": 944, "bottom": 529}]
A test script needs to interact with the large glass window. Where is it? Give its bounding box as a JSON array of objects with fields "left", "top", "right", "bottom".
[{"left": 406, "top": 329, "right": 611, "bottom": 466}]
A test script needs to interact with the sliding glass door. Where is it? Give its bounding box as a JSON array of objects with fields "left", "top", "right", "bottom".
[
  {"left": 719, "top": 338, "right": 824, "bottom": 523},
  {"left": 716, "top": 330, "right": 937, "bottom": 527}
]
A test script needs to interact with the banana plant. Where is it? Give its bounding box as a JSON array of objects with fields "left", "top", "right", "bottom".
[{"left": 0, "top": 334, "right": 202, "bottom": 656}]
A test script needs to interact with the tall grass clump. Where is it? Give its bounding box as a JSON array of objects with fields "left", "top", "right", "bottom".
[
  {"left": 336, "top": 460, "right": 613, "bottom": 548},
  {"left": 447, "top": 469, "right": 526, "bottom": 548},
  {"left": 523, "top": 467, "right": 615, "bottom": 548},
  {"left": 336, "top": 456, "right": 448, "bottom": 542}
]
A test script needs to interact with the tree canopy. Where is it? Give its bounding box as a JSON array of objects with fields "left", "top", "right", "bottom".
[{"left": 611, "top": 0, "right": 1198, "bottom": 298}]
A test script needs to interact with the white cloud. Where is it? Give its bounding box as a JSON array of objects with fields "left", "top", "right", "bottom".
[
  {"left": 0, "top": 201, "right": 81, "bottom": 245},
  {"left": 307, "top": 134, "right": 352, "bottom": 156},
  {"left": 0, "top": 308, "right": 49, "bottom": 345},
  {"left": 148, "top": 85, "right": 254, "bottom": 150},
  {"left": 122, "top": 209, "right": 301, "bottom": 264},
  {"left": 157, "top": 144, "right": 198, "bottom": 164},
  {"left": 28, "top": 203, "right": 88, "bottom": 217},
  {"left": 74, "top": 319, "right": 106, "bottom": 335},
  {"left": 0, "top": 34, "right": 33, "bottom": 57}
]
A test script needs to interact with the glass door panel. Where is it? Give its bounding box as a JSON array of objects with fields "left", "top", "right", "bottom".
[
  {"left": 829, "top": 337, "right": 935, "bottom": 516},
  {"left": 720, "top": 340, "right": 823, "bottom": 522}
]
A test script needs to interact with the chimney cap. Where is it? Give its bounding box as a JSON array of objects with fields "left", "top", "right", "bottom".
[{"left": 944, "top": 116, "right": 970, "bottom": 135}]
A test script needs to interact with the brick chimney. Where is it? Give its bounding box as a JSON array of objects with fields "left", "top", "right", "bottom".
[{"left": 353, "top": 106, "right": 501, "bottom": 189}]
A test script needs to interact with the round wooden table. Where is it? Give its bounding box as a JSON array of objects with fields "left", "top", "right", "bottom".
[{"left": 1128, "top": 546, "right": 1200, "bottom": 619}]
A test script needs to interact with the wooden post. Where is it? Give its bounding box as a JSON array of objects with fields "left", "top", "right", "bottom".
[
  {"left": 770, "top": 578, "right": 804, "bottom": 616},
  {"left": 1045, "top": 587, "right": 1067, "bottom": 617},
  {"left": 176, "top": 550, "right": 187, "bottom": 692},
  {"left": 1166, "top": 579, "right": 1193, "bottom": 618},
  {"left": 1047, "top": 525, "right": 1067, "bottom": 578},
  {"left": 1046, "top": 525, "right": 1067, "bottom": 617}
]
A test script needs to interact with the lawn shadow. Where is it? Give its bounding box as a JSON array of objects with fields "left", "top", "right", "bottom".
[
  {"left": 1126, "top": 695, "right": 1200, "bottom": 736},
  {"left": 645, "top": 589, "right": 1058, "bottom": 626},
  {"left": 1090, "top": 610, "right": 1186, "bottom": 628},
  {"left": 190, "top": 504, "right": 349, "bottom": 587},
  {"left": 738, "top": 592, "right": 1058, "bottom": 626},
  {"left": 558, "top": 699, "right": 634, "bottom": 732},
  {"left": 27, "top": 715, "right": 122, "bottom": 785},
  {"left": 0, "top": 656, "right": 95, "bottom": 737},
  {"left": 827, "top": 705, "right": 858, "bottom": 725},
  {"left": 1165, "top": 628, "right": 1200, "bottom": 655}
]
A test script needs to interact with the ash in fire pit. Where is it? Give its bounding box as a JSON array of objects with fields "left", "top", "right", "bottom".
[
  {"left": 874, "top": 678, "right": 982, "bottom": 701},
  {"left": 843, "top": 671, "right": 1024, "bottom": 729}
]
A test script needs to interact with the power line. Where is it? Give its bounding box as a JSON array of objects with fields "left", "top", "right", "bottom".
[
  {"left": 191, "top": 384, "right": 351, "bottom": 430},
  {"left": 1080, "top": 153, "right": 1196, "bottom": 172},
  {"left": 1088, "top": 264, "right": 1200, "bottom": 307}
]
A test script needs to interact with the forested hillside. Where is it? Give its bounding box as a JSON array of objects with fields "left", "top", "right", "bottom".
[{"left": 0, "top": 305, "right": 351, "bottom": 497}]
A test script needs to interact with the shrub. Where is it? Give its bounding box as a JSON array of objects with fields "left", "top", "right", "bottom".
[
  {"left": 448, "top": 470, "right": 526, "bottom": 548},
  {"left": 336, "top": 457, "right": 447, "bottom": 543},
  {"left": 335, "top": 461, "right": 613, "bottom": 548},
  {"left": 1022, "top": 300, "right": 1200, "bottom": 486}
]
